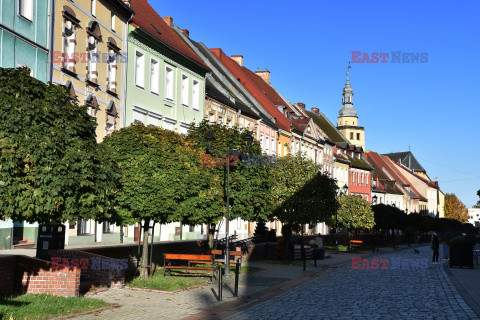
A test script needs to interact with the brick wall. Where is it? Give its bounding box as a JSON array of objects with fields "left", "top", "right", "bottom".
[
  {"left": 50, "top": 250, "right": 125, "bottom": 293},
  {"left": 0, "top": 255, "right": 81, "bottom": 296},
  {"left": 0, "top": 255, "right": 16, "bottom": 295}
]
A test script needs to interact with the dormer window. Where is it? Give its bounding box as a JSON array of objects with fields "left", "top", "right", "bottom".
[
  {"left": 105, "top": 101, "right": 118, "bottom": 136},
  {"left": 85, "top": 95, "right": 99, "bottom": 117}
]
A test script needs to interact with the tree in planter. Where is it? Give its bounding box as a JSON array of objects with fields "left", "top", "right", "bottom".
[
  {"left": 188, "top": 120, "right": 273, "bottom": 248},
  {"left": 0, "top": 68, "right": 113, "bottom": 225},
  {"left": 101, "top": 123, "right": 222, "bottom": 278},
  {"left": 330, "top": 195, "right": 375, "bottom": 248},
  {"left": 444, "top": 193, "right": 469, "bottom": 223},
  {"left": 272, "top": 154, "right": 338, "bottom": 263}
]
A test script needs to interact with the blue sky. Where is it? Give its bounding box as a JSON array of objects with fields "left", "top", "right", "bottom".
[{"left": 154, "top": 0, "right": 480, "bottom": 207}]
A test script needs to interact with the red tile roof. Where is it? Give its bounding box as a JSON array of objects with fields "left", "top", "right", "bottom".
[
  {"left": 291, "top": 116, "right": 310, "bottom": 132},
  {"left": 209, "top": 48, "right": 291, "bottom": 131},
  {"left": 129, "top": 0, "right": 209, "bottom": 69},
  {"left": 398, "top": 164, "right": 439, "bottom": 189},
  {"left": 365, "top": 151, "right": 415, "bottom": 198},
  {"left": 381, "top": 155, "right": 427, "bottom": 202}
]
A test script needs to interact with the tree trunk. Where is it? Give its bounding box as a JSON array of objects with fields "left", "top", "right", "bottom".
[
  {"left": 140, "top": 219, "right": 150, "bottom": 279},
  {"left": 207, "top": 223, "right": 215, "bottom": 250}
]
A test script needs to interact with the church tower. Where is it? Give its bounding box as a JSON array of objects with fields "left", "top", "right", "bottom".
[{"left": 337, "top": 65, "right": 365, "bottom": 149}]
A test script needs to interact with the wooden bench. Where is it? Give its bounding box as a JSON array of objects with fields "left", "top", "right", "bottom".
[
  {"left": 190, "top": 250, "right": 242, "bottom": 267},
  {"left": 350, "top": 240, "right": 364, "bottom": 249},
  {"left": 163, "top": 254, "right": 216, "bottom": 280}
]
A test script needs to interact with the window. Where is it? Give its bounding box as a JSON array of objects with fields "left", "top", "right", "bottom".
[
  {"left": 163, "top": 121, "right": 174, "bottom": 131},
  {"left": 107, "top": 49, "right": 117, "bottom": 93},
  {"left": 135, "top": 50, "right": 145, "bottom": 88},
  {"left": 87, "top": 35, "right": 99, "bottom": 83},
  {"left": 111, "top": 13, "right": 115, "bottom": 31},
  {"left": 260, "top": 134, "right": 264, "bottom": 151},
  {"left": 192, "top": 80, "right": 199, "bottom": 110},
  {"left": 148, "top": 114, "right": 160, "bottom": 127},
  {"left": 357, "top": 133, "right": 360, "bottom": 140},
  {"left": 165, "top": 65, "right": 174, "bottom": 100},
  {"left": 19, "top": 0, "right": 33, "bottom": 21},
  {"left": 208, "top": 112, "right": 215, "bottom": 123},
  {"left": 272, "top": 138, "right": 276, "bottom": 155},
  {"left": 63, "top": 19, "right": 76, "bottom": 73},
  {"left": 133, "top": 109, "right": 144, "bottom": 123},
  {"left": 91, "top": 0, "right": 96, "bottom": 16},
  {"left": 218, "top": 115, "right": 223, "bottom": 125},
  {"left": 265, "top": 136, "right": 269, "bottom": 154},
  {"left": 226, "top": 118, "right": 232, "bottom": 128},
  {"left": 350, "top": 132, "right": 354, "bottom": 140},
  {"left": 181, "top": 74, "right": 189, "bottom": 106},
  {"left": 150, "top": 59, "right": 159, "bottom": 94}
]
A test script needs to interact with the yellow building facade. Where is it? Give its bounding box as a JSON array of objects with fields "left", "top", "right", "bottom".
[{"left": 51, "top": 0, "right": 133, "bottom": 142}]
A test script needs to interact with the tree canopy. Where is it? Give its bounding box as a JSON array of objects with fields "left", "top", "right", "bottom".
[
  {"left": 444, "top": 193, "right": 469, "bottom": 223},
  {"left": 100, "top": 123, "right": 223, "bottom": 226},
  {"left": 188, "top": 120, "right": 273, "bottom": 223},
  {"left": 0, "top": 67, "right": 112, "bottom": 224},
  {"left": 332, "top": 195, "right": 375, "bottom": 230},
  {"left": 272, "top": 154, "right": 338, "bottom": 227}
]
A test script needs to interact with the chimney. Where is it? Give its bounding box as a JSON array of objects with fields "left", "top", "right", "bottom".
[
  {"left": 231, "top": 55, "right": 243, "bottom": 67},
  {"left": 255, "top": 70, "right": 270, "bottom": 84},
  {"left": 163, "top": 16, "right": 173, "bottom": 26},
  {"left": 297, "top": 102, "right": 306, "bottom": 109},
  {"left": 311, "top": 107, "right": 319, "bottom": 114},
  {"left": 181, "top": 29, "right": 189, "bottom": 37}
]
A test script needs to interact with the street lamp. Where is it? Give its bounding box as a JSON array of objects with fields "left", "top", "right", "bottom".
[
  {"left": 204, "top": 129, "right": 253, "bottom": 277},
  {"left": 335, "top": 184, "right": 348, "bottom": 253}
]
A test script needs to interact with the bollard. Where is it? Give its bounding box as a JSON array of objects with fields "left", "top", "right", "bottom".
[
  {"left": 218, "top": 267, "right": 223, "bottom": 301},
  {"left": 234, "top": 260, "right": 240, "bottom": 297}
]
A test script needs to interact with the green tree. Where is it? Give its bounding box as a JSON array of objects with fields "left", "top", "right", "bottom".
[
  {"left": 188, "top": 120, "right": 273, "bottom": 246},
  {"left": 332, "top": 195, "right": 375, "bottom": 231},
  {"left": 272, "top": 154, "right": 338, "bottom": 261},
  {"left": 474, "top": 190, "right": 480, "bottom": 208},
  {"left": 101, "top": 123, "right": 222, "bottom": 278},
  {"left": 444, "top": 193, "right": 469, "bottom": 223},
  {"left": 0, "top": 67, "right": 112, "bottom": 224}
]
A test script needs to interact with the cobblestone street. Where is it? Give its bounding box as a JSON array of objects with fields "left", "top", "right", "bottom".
[
  {"left": 224, "top": 247, "right": 478, "bottom": 320},
  {"left": 67, "top": 245, "right": 480, "bottom": 320}
]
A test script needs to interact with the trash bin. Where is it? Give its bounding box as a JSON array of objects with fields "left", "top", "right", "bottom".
[
  {"left": 443, "top": 242, "right": 449, "bottom": 259},
  {"left": 35, "top": 223, "right": 66, "bottom": 261}
]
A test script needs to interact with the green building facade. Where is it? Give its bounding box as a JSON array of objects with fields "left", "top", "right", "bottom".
[
  {"left": 0, "top": 0, "right": 52, "bottom": 249},
  {"left": 0, "top": 0, "right": 52, "bottom": 82},
  {"left": 125, "top": 25, "right": 208, "bottom": 134}
]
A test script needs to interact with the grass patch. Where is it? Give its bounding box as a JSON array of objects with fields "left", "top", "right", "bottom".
[
  {"left": 324, "top": 245, "right": 365, "bottom": 252},
  {"left": 0, "top": 294, "right": 110, "bottom": 320},
  {"left": 126, "top": 268, "right": 210, "bottom": 291}
]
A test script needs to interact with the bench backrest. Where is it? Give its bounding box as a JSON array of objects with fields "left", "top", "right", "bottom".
[
  {"left": 211, "top": 250, "right": 242, "bottom": 258},
  {"left": 164, "top": 254, "right": 211, "bottom": 261}
]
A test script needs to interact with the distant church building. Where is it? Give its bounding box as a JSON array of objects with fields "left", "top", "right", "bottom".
[{"left": 337, "top": 66, "right": 365, "bottom": 149}]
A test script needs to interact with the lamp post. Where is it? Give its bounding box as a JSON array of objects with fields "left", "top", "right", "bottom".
[
  {"left": 335, "top": 184, "right": 349, "bottom": 253},
  {"left": 204, "top": 130, "right": 253, "bottom": 277}
]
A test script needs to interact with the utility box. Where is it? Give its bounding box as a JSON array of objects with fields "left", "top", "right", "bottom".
[{"left": 36, "top": 223, "right": 66, "bottom": 261}]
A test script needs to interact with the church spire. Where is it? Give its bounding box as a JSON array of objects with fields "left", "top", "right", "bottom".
[{"left": 339, "top": 62, "right": 357, "bottom": 117}]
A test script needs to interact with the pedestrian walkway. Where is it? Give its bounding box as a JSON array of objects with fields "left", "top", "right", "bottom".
[
  {"left": 66, "top": 245, "right": 409, "bottom": 320},
  {"left": 443, "top": 245, "right": 480, "bottom": 318},
  {"left": 214, "top": 246, "right": 478, "bottom": 320}
]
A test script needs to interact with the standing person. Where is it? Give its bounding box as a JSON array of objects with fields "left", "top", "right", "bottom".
[{"left": 431, "top": 232, "right": 440, "bottom": 264}]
